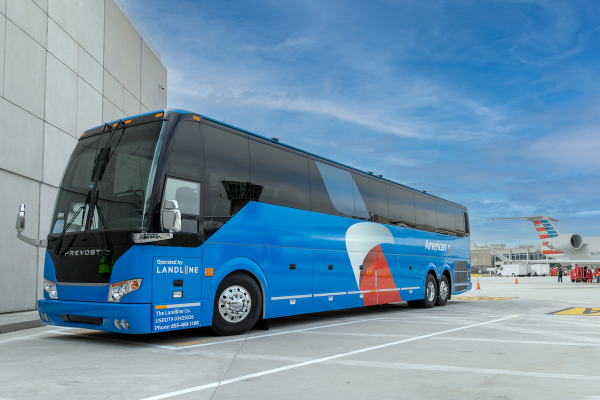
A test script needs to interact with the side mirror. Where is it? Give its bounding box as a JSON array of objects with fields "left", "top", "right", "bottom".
[
  {"left": 16, "top": 204, "right": 25, "bottom": 233},
  {"left": 162, "top": 200, "right": 181, "bottom": 233}
]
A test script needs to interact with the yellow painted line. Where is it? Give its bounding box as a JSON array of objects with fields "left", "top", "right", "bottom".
[
  {"left": 549, "top": 307, "right": 600, "bottom": 316},
  {"left": 176, "top": 339, "right": 212, "bottom": 346},
  {"left": 154, "top": 305, "right": 167, "bottom": 309},
  {"left": 452, "top": 297, "right": 515, "bottom": 301},
  {"left": 471, "top": 274, "right": 481, "bottom": 277}
]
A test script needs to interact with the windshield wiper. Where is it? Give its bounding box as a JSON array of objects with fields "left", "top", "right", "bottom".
[
  {"left": 54, "top": 191, "right": 91, "bottom": 255},
  {"left": 89, "top": 194, "right": 112, "bottom": 256}
]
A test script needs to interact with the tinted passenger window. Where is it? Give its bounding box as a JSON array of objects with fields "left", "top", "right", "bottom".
[
  {"left": 167, "top": 122, "right": 202, "bottom": 180},
  {"left": 387, "top": 185, "right": 416, "bottom": 228},
  {"left": 436, "top": 201, "right": 456, "bottom": 234},
  {"left": 414, "top": 194, "right": 437, "bottom": 232},
  {"left": 203, "top": 125, "right": 251, "bottom": 236},
  {"left": 249, "top": 141, "right": 309, "bottom": 210},
  {"left": 309, "top": 160, "right": 354, "bottom": 217},
  {"left": 454, "top": 207, "right": 466, "bottom": 235},
  {"left": 353, "top": 174, "right": 388, "bottom": 223}
]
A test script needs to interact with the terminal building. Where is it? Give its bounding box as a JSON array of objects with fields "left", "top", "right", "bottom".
[
  {"left": 0, "top": 0, "right": 167, "bottom": 314},
  {"left": 470, "top": 241, "right": 555, "bottom": 274}
]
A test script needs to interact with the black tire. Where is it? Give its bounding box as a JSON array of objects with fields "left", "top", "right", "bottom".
[
  {"left": 435, "top": 275, "right": 450, "bottom": 306},
  {"left": 410, "top": 274, "right": 437, "bottom": 308},
  {"left": 211, "top": 272, "right": 262, "bottom": 336},
  {"left": 422, "top": 274, "right": 437, "bottom": 308}
]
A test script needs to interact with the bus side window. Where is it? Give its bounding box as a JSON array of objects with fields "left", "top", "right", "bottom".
[
  {"left": 202, "top": 125, "right": 250, "bottom": 236},
  {"left": 414, "top": 194, "right": 437, "bottom": 233},
  {"left": 387, "top": 185, "right": 416, "bottom": 229},
  {"left": 167, "top": 122, "right": 202, "bottom": 180},
  {"left": 454, "top": 207, "right": 466, "bottom": 236},
  {"left": 436, "top": 201, "right": 456, "bottom": 236},
  {"left": 249, "top": 140, "right": 310, "bottom": 211},
  {"left": 352, "top": 174, "right": 389, "bottom": 223},
  {"left": 163, "top": 177, "right": 201, "bottom": 234},
  {"left": 309, "top": 160, "right": 354, "bottom": 218}
]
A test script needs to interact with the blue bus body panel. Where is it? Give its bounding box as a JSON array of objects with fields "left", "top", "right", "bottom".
[
  {"left": 39, "top": 201, "right": 470, "bottom": 334},
  {"left": 38, "top": 300, "right": 151, "bottom": 334},
  {"left": 313, "top": 250, "right": 349, "bottom": 312},
  {"left": 200, "top": 244, "right": 270, "bottom": 326}
]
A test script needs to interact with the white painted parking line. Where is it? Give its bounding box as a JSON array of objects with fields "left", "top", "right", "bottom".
[
  {"left": 175, "top": 317, "right": 385, "bottom": 349},
  {"left": 0, "top": 329, "right": 66, "bottom": 345},
  {"left": 41, "top": 317, "right": 386, "bottom": 351},
  {"left": 433, "top": 337, "right": 600, "bottom": 347},
  {"left": 139, "top": 315, "right": 517, "bottom": 400},
  {"left": 48, "top": 330, "right": 177, "bottom": 350},
  {"left": 328, "top": 359, "right": 600, "bottom": 381}
]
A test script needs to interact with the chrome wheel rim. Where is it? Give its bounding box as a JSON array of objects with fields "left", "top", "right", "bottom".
[
  {"left": 439, "top": 280, "right": 449, "bottom": 300},
  {"left": 426, "top": 281, "right": 436, "bottom": 302},
  {"left": 218, "top": 285, "right": 251, "bottom": 323}
]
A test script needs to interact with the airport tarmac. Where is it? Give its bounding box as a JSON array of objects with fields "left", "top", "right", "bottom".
[{"left": 1, "top": 276, "right": 600, "bottom": 400}]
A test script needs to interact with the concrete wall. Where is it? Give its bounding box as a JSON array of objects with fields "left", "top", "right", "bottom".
[{"left": 0, "top": 0, "right": 167, "bottom": 314}]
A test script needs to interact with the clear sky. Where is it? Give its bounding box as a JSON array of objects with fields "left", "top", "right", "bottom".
[{"left": 124, "top": 0, "right": 600, "bottom": 247}]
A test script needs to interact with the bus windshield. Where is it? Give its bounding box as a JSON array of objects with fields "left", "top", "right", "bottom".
[{"left": 51, "top": 121, "right": 165, "bottom": 234}]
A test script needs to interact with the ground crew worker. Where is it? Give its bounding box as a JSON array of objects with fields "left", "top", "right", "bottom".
[{"left": 558, "top": 267, "right": 563, "bottom": 283}]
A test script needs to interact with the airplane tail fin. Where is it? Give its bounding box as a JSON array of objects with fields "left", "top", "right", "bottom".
[{"left": 488, "top": 215, "right": 560, "bottom": 244}]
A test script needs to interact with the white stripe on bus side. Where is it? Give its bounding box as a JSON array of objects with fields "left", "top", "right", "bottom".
[
  {"left": 313, "top": 292, "right": 346, "bottom": 297},
  {"left": 164, "top": 302, "right": 201, "bottom": 308},
  {"left": 401, "top": 287, "right": 420, "bottom": 291},
  {"left": 271, "top": 294, "right": 313, "bottom": 300}
]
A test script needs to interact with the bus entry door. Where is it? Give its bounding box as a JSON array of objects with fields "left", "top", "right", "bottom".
[
  {"left": 359, "top": 250, "right": 378, "bottom": 306},
  {"left": 359, "top": 249, "right": 401, "bottom": 306},
  {"left": 376, "top": 253, "right": 401, "bottom": 305}
]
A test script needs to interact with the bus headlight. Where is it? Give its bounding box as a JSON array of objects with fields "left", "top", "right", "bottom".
[
  {"left": 43, "top": 279, "right": 58, "bottom": 299},
  {"left": 108, "top": 279, "right": 142, "bottom": 303}
]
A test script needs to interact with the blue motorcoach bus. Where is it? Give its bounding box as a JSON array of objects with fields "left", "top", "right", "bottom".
[{"left": 15, "top": 109, "right": 471, "bottom": 336}]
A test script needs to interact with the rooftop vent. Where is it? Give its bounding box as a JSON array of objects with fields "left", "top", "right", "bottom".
[{"left": 271, "top": 138, "right": 279, "bottom": 142}]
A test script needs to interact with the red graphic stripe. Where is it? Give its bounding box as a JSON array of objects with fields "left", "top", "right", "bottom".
[{"left": 359, "top": 245, "right": 401, "bottom": 306}]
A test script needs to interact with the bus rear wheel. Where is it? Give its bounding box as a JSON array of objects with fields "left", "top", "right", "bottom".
[
  {"left": 435, "top": 275, "right": 449, "bottom": 306},
  {"left": 211, "top": 273, "right": 262, "bottom": 336},
  {"left": 407, "top": 274, "right": 437, "bottom": 308}
]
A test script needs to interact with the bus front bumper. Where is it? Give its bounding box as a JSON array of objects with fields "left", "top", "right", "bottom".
[{"left": 38, "top": 300, "right": 151, "bottom": 334}]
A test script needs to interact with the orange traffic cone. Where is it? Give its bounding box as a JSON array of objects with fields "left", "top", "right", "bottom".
[
  {"left": 476, "top": 278, "right": 481, "bottom": 290},
  {"left": 515, "top": 277, "right": 519, "bottom": 284}
]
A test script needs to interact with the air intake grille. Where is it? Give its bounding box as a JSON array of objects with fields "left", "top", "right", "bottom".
[
  {"left": 454, "top": 261, "right": 468, "bottom": 289},
  {"left": 60, "top": 315, "right": 103, "bottom": 325}
]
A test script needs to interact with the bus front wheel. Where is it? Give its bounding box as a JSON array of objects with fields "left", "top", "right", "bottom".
[{"left": 212, "top": 273, "right": 262, "bottom": 336}]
